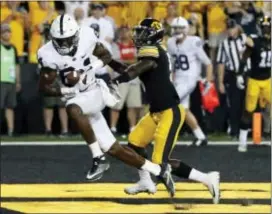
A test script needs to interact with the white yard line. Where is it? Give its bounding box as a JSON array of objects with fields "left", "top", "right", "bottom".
[{"left": 0, "top": 141, "right": 271, "bottom": 146}]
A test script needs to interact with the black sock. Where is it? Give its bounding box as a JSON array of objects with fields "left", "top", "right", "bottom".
[
  {"left": 172, "top": 161, "right": 192, "bottom": 179},
  {"left": 128, "top": 142, "right": 148, "bottom": 159}
]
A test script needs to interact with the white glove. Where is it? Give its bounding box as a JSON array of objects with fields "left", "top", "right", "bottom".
[
  {"left": 236, "top": 75, "right": 245, "bottom": 89},
  {"left": 201, "top": 79, "right": 212, "bottom": 96},
  {"left": 108, "top": 81, "right": 121, "bottom": 101},
  {"left": 60, "top": 87, "right": 79, "bottom": 98}
]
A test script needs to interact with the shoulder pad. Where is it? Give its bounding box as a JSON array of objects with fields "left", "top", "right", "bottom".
[
  {"left": 37, "top": 43, "right": 57, "bottom": 70},
  {"left": 192, "top": 36, "right": 203, "bottom": 48},
  {"left": 138, "top": 46, "right": 159, "bottom": 58},
  {"left": 160, "top": 44, "right": 167, "bottom": 51}
]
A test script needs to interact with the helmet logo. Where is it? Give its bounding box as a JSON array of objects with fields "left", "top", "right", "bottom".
[{"left": 151, "top": 21, "right": 161, "bottom": 30}]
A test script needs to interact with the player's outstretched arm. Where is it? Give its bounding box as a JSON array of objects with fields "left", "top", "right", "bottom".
[
  {"left": 237, "top": 37, "right": 254, "bottom": 75},
  {"left": 112, "top": 59, "right": 157, "bottom": 84},
  {"left": 93, "top": 42, "right": 128, "bottom": 74}
]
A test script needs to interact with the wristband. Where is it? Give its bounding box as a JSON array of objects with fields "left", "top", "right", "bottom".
[{"left": 60, "top": 87, "right": 74, "bottom": 95}]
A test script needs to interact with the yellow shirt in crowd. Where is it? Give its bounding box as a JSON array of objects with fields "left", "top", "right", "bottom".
[
  {"left": 28, "top": 1, "right": 57, "bottom": 63},
  {"left": 0, "top": 2, "right": 24, "bottom": 57},
  {"left": 124, "top": 1, "right": 149, "bottom": 27},
  {"left": 207, "top": 3, "right": 227, "bottom": 34},
  {"left": 152, "top": 2, "right": 170, "bottom": 21}
]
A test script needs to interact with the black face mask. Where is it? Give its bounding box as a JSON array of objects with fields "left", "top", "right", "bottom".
[
  {"left": 52, "top": 32, "right": 79, "bottom": 56},
  {"left": 133, "top": 27, "right": 150, "bottom": 47}
]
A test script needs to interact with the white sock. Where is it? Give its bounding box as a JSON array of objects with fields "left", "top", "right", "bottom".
[
  {"left": 239, "top": 129, "right": 248, "bottom": 146},
  {"left": 89, "top": 142, "right": 104, "bottom": 158},
  {"left": 138, "top": 170, "right": 153, "bottom": 182},
  {"left": 111, "top": 127, "right": 117, "bottom": 132},
  {"left": 141, "top": 160, "right": 161, "bottom": 176},
  {"left": 193, "top": 127, "right": 206, "bottom": 140},
  {"left": 189, "top": 168, "right": 209, "bottom": 186}
]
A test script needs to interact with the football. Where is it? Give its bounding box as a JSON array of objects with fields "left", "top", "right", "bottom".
[
  {"left": 41, "top": 70, "right": 57, "bottom": 85},
  {"left": 65, "top": 70, "right": 80, "bottom": 87}
]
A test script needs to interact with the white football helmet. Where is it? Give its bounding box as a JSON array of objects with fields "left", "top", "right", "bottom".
[
  {"left": 50, "top": 14, "right": 80, "bottom": 55},
  {"left": 171, "top": 17, "right": 189, "bottom": 39}
]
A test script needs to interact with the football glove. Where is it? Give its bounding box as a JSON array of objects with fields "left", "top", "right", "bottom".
[{"left": 236, "top": 75, "right": 245, "bottom": 90}]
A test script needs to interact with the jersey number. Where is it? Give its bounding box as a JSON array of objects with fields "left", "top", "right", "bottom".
[
  {"left": 172, "top": 54, "right": 190, "bottom": 71},
  {"left": 59, "top": 66, "right": 75, "bottom": 87},
  {"left": 259, "top": 51, "right": 271, "bottom": 68}
]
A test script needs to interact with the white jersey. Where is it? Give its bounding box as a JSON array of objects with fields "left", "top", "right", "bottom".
[
  {"left": 167, "top": 35, "right": 211, "bottom": 80},
  {"left": 37, "top": 25, "right": 117, "bottom": 152},
  {"left": 37, "top": 26, "right": 102, "bottom": 92},
  {"left": 82, "top": 16, "right": 114, "bottom": 42}
]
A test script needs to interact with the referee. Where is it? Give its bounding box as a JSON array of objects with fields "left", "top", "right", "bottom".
[{"left": 216, "top": 19, "right": 249, "bottom": 139}]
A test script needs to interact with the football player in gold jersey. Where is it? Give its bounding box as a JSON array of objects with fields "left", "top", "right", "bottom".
[{"left": 109, "top": 18, "right": 220, "bottom": 204}]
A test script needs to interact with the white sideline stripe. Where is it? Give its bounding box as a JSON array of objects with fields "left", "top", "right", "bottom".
[{"left": 0, "top": 141, "right": 271, "bottom": 146}]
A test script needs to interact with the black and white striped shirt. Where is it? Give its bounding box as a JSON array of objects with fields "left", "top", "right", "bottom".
[{"left": 216, "top": 33, "right": 251, "bottom": 72}]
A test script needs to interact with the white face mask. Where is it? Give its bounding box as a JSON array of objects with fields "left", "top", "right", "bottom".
[
  {"left": 174, "top": 33, "right": 184, "bottom": 40},
  {"left": 171, "top": 26, "right": 188, "bottom": 39}
]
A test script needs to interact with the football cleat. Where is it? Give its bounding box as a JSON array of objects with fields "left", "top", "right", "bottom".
[
  {"left": 124, "top": 180, "right": 156, "bottom": 195},
  {"left": 206, "top": 171, "right": 220, "bottom": 204},
  {"left": 238, "top": 144, "right": 247, "bottom": 152},
  {"left": 191, "top": 138, "right": 208, "bottom": 146},
  {"left": 157, "top": 163, "right": 175, "bottom": 197},
  {"left": 86, "top": 155, "right": 110, "bottom": 181}
]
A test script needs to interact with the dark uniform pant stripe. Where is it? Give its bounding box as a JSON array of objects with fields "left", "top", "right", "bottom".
[{"left": 162, "top": 105, "right": 181, "bottom": 162}]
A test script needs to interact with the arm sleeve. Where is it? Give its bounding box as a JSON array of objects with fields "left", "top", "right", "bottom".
[{"left": 216, "top": 42, "right": 226, "bottom": 64}]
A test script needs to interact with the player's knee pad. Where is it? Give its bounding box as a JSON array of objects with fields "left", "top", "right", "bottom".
[
  {"left": 128, "top": 143, "right": 148, "bottom": 159},
  {"left": 240, "top": 111, "right": 252, "bottom": 130}
]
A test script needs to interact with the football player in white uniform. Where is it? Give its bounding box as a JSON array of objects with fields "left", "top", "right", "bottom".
[
  {"left": 167, "top": 17, "right": 213, "bottom": 146},
  {"left": 38, "top": 14, "right": 176, "bottom": 195}
]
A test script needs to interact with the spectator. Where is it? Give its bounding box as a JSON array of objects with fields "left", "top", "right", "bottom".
[
  {"left": 102, "top": 2, "right": 126, "bottom": 28},
  {"left": 262, "top": 1, "right": 271, "bottom": 17},
  {"left": 63, "top": 1, "right": 90, "bottom": 19},
  {"left": 0, "top": 1, "right": 28, "bottom": 60},
  {"left": 74, "top": 7, "right": 85, "bottom": 26},
  {"left": 207, "top": 2, "right": 227, "bottom": 61},
  {"left": 28, "top": 1, "right": 57, "bottom": 63},
  {"left": 240, "top": 2, "right": 263, "bottom": 35},
  {"left": 224, "top": 2, "right": 244, "bottom": 25},
  {"left": 0, "top": 24, "right": 21, "bottom": 137},
  {"left": 42, "top": 88, "right": 69, "bottom": 138},
  {"left": 151, "top": 1, "right": 170, "bottom": 21},
  {"left": 36, "top": 17, "right": 69, "bottom": 138},
  {"left": 110, "top": 26, "right": 142, "bottom": 135},
  {"left": 161, "top": 3, "right": 178, "bottom": 38},
  {"left": 83, "top": 3, "right": 114, "bottom": 45},
  {"left": 101, "top": 3, "right": 116, "bottom": 31},
  {"left": 216, "top": 19, "right": 248, "bottom": 139},
  {"left": 124, "top": 1, "right": 150, "bottom": 27},
  {"left": 188, "top": 13, "right": 204, "bottom": 39}
]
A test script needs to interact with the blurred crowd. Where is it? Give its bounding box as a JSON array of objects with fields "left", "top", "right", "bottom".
[{"left": 0, "top": 1, "right": 271, "bottom": 137}]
